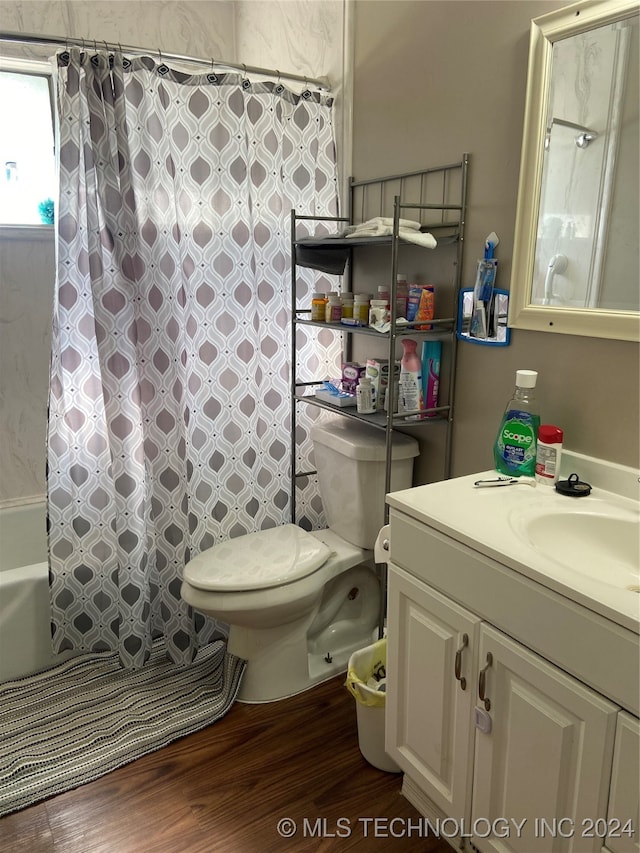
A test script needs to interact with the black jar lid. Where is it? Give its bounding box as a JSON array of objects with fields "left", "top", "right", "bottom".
[{"left": 555, "top": 472, "right": 592, "bottom": 497}]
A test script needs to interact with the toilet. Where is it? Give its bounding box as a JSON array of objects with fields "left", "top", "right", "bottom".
[{"left": 180, "top": 418, "right": 419, "bottom": 702}]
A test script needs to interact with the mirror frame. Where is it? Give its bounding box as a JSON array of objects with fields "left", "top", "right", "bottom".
[{"left": 509, "top": 0, "right": 640, "bottom": 342}]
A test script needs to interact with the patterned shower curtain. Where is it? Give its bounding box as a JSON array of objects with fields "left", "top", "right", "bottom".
[{"left": 47, "top": 48, "right": 340, "bottom": 668}]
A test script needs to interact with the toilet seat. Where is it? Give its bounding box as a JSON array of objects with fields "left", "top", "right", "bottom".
[{"left": 183, "top": 524, "right": 332, "bottom": 592}]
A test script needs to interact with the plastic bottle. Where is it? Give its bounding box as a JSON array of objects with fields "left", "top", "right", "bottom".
[
  {"left": 383, "top": 372, "right": 399, "bottom": 413},
  {"left": 369, "top": 299, "right": 390, "bottom": 328},
  {"left": 396, "top": 274, "right": 408, "bottom": 319},
  {"left": 341, "top": 294, "right": 354, "bottom": 320},
  {"left": 493, "top": 370, "right": 540, "bottom": 477},
  {"left": 399, "top": 338, "right": 424, "bottom": 420},
  {"left": 311, "top": 292, "right": 326, "bottom": 322},
  {"left": 324, "top": 291, "right": 338, "bottom": 322},
  {"left": 353, "top": 293, "right": 370, "bottom": 325},
  {"left": 356, "top": 376, "right": 375, "bottom": 414},
  {"left": 377, "top": 285, "right": 390, "bottom": 306},
  {"left": 325, "top": 293, "right": 342, "bottom": 323},
  {"left": 535, "top": 424, "right": 563, "bottom": 485}
]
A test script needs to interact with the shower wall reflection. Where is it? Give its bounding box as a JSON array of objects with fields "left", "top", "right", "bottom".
[{"left": 532, "top": 14, "right": 639, "bottom": 311}]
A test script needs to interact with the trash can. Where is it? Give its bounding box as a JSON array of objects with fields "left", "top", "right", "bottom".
[{"left": 345, "top": 639, "right": 401, "bottom": 773}]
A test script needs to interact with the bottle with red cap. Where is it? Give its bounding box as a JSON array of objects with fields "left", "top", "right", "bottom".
[{"left": 535, "top": 424, "right": 564, "bottom": 485}]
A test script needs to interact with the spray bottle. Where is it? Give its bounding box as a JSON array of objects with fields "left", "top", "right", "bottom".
[{"left": 493, "top": 370, "right": 540, "bottom": 476}]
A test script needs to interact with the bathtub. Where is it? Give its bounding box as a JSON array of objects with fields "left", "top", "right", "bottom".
[{"left": 0, "top": 499, "right": 75, "bottom": 682}]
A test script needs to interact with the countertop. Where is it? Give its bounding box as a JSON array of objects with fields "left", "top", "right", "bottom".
[{"left": 387, "top": 459, "right": 640, "bottom": 634}]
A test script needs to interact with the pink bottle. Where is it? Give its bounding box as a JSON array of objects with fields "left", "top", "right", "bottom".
[{"left": 399, "top": 338, "right": 424, "bottom": 419}]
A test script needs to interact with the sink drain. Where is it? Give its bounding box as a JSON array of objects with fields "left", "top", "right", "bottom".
[{"left": 627, "top": 585, "right": 640, "bottom": 593}]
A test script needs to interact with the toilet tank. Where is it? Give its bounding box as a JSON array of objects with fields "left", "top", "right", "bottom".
[{"left": 310, "top": 419, "right": 419, "bottom": 550}]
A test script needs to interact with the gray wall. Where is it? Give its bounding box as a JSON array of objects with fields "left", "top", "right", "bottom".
[{"left": 351, "top": 0, "right": 639, "bottom": 478}]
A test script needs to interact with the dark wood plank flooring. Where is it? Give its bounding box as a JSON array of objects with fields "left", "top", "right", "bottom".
[{"left": 1, "top": 674, "right": 452, "bottom": 852}]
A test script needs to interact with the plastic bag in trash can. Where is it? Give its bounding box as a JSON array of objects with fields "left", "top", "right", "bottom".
[{"left": 344, "top": 638, "right": 388, "bottom": 708}]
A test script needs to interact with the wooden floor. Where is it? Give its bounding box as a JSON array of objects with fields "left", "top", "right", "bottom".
[{"left": 1, "top": 674, "right": 451, "bottom": 853}]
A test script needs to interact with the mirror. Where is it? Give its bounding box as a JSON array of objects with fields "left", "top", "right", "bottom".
[{"left": 509, "top": 0, "right": 639, "bottom": 341}]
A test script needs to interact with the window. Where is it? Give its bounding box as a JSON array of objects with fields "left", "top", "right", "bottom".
[{"left": 0, "top": 60, "right": 56, "bottom": 226}]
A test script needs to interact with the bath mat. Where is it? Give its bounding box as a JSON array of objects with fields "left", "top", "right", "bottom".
[{"left": 0, "top": 639, "right": 245, "bottom": 817}]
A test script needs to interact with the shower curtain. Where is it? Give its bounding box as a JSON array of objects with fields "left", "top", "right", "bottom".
[{"left": 47, "top": 48, "right": 340, "bottom": 668}]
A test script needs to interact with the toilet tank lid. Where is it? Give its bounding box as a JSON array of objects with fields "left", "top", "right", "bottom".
[
  {"left": 311, "top": 419, "right": 419, "bottom": 462},
  {"left": 183, "top": 524, "right": 332, "bottom": 591}
]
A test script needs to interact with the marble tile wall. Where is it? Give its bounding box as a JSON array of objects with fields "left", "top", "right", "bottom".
[
  {"left": 0, "top": 2, "right": 236, "bottom": 65},
  {"left": 0, "top": 1, "right": 348, "bottom": 505},
  {"left": 235, "top": 0, "right": 352, "bottom": 191},
  {"left": 0, "top": 230, "right": 55, "bottom": 505}
]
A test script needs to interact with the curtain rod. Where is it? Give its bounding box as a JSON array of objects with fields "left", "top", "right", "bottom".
[{"left": 0, "top": 30, "right": 331, "bottom": 91}]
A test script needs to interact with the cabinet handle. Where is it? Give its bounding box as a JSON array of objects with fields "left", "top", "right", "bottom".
[
  {"left": 454, "top": 633, "right": 469, "bottom": 690},
  {"left": 478, "top": 651, "right": 493, "bottom": 711}
]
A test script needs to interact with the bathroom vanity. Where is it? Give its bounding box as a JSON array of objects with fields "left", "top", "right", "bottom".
[{"left": 385, "top": 452, "right": 640, "bottom": 853}]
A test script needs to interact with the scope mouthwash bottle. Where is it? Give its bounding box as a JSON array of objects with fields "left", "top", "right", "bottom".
[{"left": 493, "top": 370, "right": 540, "bottom": 476}]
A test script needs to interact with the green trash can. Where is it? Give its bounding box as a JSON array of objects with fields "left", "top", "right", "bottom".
[{"left": 345, "top": 639, "right": 401, "bottom": 773}]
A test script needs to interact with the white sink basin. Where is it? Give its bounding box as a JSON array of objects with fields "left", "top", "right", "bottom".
[
  {"left": 386, "top": 451, "right": 640, "bottom": 632},
  {"left": 512, "top": 508, "right": 640, "bottom": 590}
]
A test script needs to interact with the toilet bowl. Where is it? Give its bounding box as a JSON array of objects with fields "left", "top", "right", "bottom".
[{"left": 180, "top": 419, "right": 419, "bottom": 703}]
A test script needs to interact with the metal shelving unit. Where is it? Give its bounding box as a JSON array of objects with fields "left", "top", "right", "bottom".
[{"left": 289, "top": 155, "right": 469, "bottom": 530}]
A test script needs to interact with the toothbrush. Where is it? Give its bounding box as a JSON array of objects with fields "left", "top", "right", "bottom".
[
  {"left": 323, "top": 380, "right": 352, "bottom": 398},
  {"left": 474, "top": 476, "right": 537, "bottom": 488},
  {"left": 470, "top": 232, "right": 500, "bottom": 339},
  {"left": 478, "top": 262, "right": 496, "bottom": 303},
  {"left": 480, "top": 231, "right": 499, "bottom": 301}
]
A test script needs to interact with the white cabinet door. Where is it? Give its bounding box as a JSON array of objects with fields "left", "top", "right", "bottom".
[
  {"left": 606, "top": 711, "right": 640, "bottom": 853},
  {"left": 386, "top": 563, "right": 480, "bottom": 823},
  {"left": 472, "top": 623, "right": 619, "bottom": 853}
]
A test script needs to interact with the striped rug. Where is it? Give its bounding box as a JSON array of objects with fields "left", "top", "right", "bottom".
[{"left": 0, "top": 639, "right": 245, "bottom": 817}]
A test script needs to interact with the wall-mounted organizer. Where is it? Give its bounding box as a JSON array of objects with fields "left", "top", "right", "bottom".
[
  {"left": 457, "top": 288, "right": 511, "bottom": 346},
  {"left": 289, "top": 155, "right": 469, "bottom": 632}
]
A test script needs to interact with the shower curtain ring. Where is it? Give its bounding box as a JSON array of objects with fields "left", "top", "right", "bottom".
[
  {"left": 103, "top": 40, "right": 109, "bottom": 53},
  {"left": 158, "top": 48, "right": 163, "bottom": 63}
]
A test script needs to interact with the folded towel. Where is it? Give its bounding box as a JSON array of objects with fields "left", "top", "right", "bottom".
[
  {"left": 370, "top": 216, "right": 421, "bottom": 231},
  {"left": 344, "top": 222, "right": 437, "bottom": 249},
  {"left": 399, "top": 229, "right": 437, "bottom": 249},
  {"left": 342, "top": 216, "right": 422, "bottom": 238},
  {"left": 343, "top": 223, "right": 388, "bottom": 238}
]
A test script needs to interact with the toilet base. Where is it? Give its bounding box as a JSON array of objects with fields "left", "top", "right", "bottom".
[
  {"left": 233, "top": 623, "right": 379, "bottom": 704},
  {"left": 229, "top": 562, "right": 381, "bottom": 703}
]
